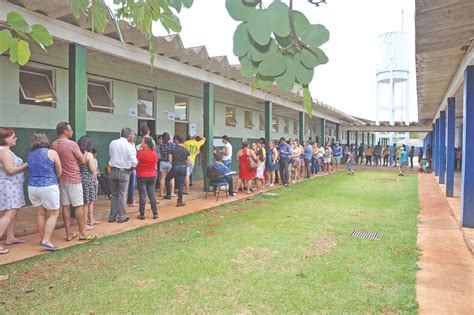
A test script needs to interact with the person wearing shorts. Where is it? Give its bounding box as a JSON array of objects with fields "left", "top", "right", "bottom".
[
  {"left": 27, "top": 133, "right": 63, "bottom": 251},
  {"left": 332, "top": 142, "right": 342, "bottom": 172},
  {"left": 158, "top": 132, "right": 175, "bottom": 198},
  {"left": 52, "top": 122, "right": 96, "bottom": 241}
]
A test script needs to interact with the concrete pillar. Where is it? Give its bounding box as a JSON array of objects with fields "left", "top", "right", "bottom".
[
  {"left": 461, "top": 65, "right": 474, "bottom": 227},
  {"left": 446, "top": 97, "right": 455, "bottom": 197},
  {"left": 335, "top": 123, "right": 340, "bottom": 142},
  {"left": 299, "top": 111, "right": 305, "bottom": 142},
  {"left": 320, "top": 118, "right": 326, "bottom": 146},
  {"left": 346, "top": 130, "right": 350, "bottom": 145},
  {"left": 68, "top": 43, "right": 87, "bottom": 140},
  {"left": 265, "top": 101, "right": 272, "bottom": 143},
  {"left": 439, "top": 110, "right": 446, "bottom": 184},
  {"left": 434, "top": 119, "right": 440, "bottom": 176},
  {"left": 203, "top": 82, "right": 214, "bottom": 190}
]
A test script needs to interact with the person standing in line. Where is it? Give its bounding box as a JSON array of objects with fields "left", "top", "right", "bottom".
[
  {"left": 126, "top": 130, "right": 138, "bottom": 207},
  {"left": 399, "top": 146, "right": 408, "bottom": 176},
  {"left": 455, "top": 147, "right": 462, "bottom": 170},
  {"left": 393, "top": 144, "right": 398, "bottom": 167},
  {"left": 184, "top": 135, "right": 206, "bottom": 194},
  {"left": 409, "top": 145, "right": 415, "bottom": 169},
  {"left": 52, "top": 122, "right": 96, "bottom": 241},
  {"left": 332, "top": 142, "right": 342, "bottom": 172},
  {"left": 303, "top": 141, "right": 313, "bottom": 179},
  {"left": 311, "top": 142, "right": 319, "bottom": 175},
  {"left": 318, "top": 144, "right": 325, "bottom": 173},
  {"left": 417, "top": 147, "right": 424, "bottom": 169},
  {"left": 27, "top": 133, "right": 62, "bottom": 251},
  {"left": 108, "top": 127, "right": 137, "bottom": 223},
  {"left": 159, "top": 132, "right": 175, "bottom": 198},
  {"left": 266, "top": 140, "right": 279, "bottom": 186},
  {"left": 154, "top": 134, "right": 163, "bottom": 191},
  {"left": 164, "top": 135, "right": 191, "bottom": 207},
  {"left": 324, "top": 144, "right": 332, "bottom": 174},
  {"left": 77, "top": 136, "right": 98, "bottom": 230},
  {"left": 221, "top": 135, "right": 233, "bottom": 169},
  {"left": 383, "top": 145, "right": 390, "bottom": 166},
  {"left": 357, "top": 143, "right": 364, "bottom": 164},
  {"left": 373, "top": 142, "right": 382, "bottom": 166},
  {"left": 0, "top": 128, "right": 28, "bottom": 254},
  {"left": 365, "top": 145, "right": 373, "bottom": 166},
  {"left": 346, "top": 149, "right": 354, "bottom": 175},
  {"left": 237, "top": 140, "right": 257, "bottom": 194},
  {"left": 255, "top": 140, "right": 266, "bottom": 192},
  {"left": 136, "top": 136, "right": 159, "bottom": 219},
  {"left": 277, "top": 137, "right": 291, "bottom": 187}
]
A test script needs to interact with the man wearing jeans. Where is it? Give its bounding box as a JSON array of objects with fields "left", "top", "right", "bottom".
[
  {"left": 164, "top": 135, "right": 191, "bottom": 207},
  {"left": 277, "top": 137, "right": 292, "bottom": 187},
  {"left": 108, "top": 127, "right": 137, "bottom": 223}
]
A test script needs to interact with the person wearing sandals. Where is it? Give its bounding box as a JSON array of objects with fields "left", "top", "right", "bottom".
[
  {"left": 78, "top": 136, "right": 99, "bottom": 230},
  {"left": 0, "top": 128, "right": 28, "bottom": 254},
  {"left": 136, "top": 136, "right": 159, "bottom": 219},
  {"left": 27, "top": 133, "right": 62, "bottom": 251},
  {"left": 52, "top": 122, "right": 96, "bottom": 241}
]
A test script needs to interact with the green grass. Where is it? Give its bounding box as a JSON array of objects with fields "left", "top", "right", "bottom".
[{"left": 0, "top": 171, "right": 419, "bottom": 314}]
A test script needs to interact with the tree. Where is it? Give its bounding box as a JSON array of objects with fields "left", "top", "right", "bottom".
[
  {"left": 0, "top": 0, "right": 328, "bottom": 115},
  {"left": 227, "top": 0, "right": 329, "bottom": 115}
]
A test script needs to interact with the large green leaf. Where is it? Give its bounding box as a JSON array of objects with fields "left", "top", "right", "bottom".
[
  {"left": 233, "top": 22, "right": 251, "bottom": 57},
  {"left": 303, "top": 85, "right": 313, "bottom": 117},
  {"left": 257, "top": 52, "right": 287, "bottom": 77},
  {"left": 293, "top": 10, "right": 310, "bottom": 36},
  {"left": 9, "top": 38, "right": 19, "bottom": 63},
  {"left": 275, "top": 61, "right": 295, "bottom": 92},
  {"left": 182, "top": 0, "right": 193, "bottom": 9},
  {"left": 161, "top": 11, "right": 182, "bottom": 32},
  {"left": 91, "top": 3, "right": 108, "bottom": 32},
  {"left": 168, "top": 0, "right": 182, "bottom": 13},
  {"left": 239, "top": 56, "right": 257, "bottom": 77},
  {"left": 254, "top": 75, "right": 274, "bottom": 89},
  {"left": 300, "top": 48, "right": 321, "bottom": 68},
  {"left": 0, "top": 30, "right": 13, "bottom": 55},
  {"left": 268, "top": 1, "right": 290, "bottom": 37},
  {"left": 293, "top": 55, "right": 314, "bottom": 85},
  {"left": 247, "top": 9, "right": 272, "bottom": 46},
  {"left": 7, "top": 12, "right": 31, "bottom": 34},
  {"left": 225, "top": 0, "right": 257, "bottom": 22},
  {"left": 17, "top": 39, "right": 30, "bottom": 66},
  {"left": 248, "top": 38, "right": 276, "bottom": 62},
  {"left": 301, "top": 24, "right": 330, "bottom": 48},
  {"left": 30, "top": 24, "right": 53, "bottom": 50},
  {"left": 71, "top": 0, "right": 89, "bottom": 19},
  {"left": 275, "top": 34, "right": 292, "bottom": 48}
]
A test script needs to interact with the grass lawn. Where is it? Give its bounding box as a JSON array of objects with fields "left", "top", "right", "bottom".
[{"left": 0, "top": 171, "right": 419, "bottom": 313}]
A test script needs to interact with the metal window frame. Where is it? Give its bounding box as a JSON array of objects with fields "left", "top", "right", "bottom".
[
  {"left": 244, "top": 110, "right": 254, "bottom": 129},
  {"left": 225, "top": 106, "right": 237, "bottom": 127},
  {"left": 174, "top": 94, "right": 189, "bottom": 123},
  {"left": 87, "top": 77, "right": 116, "bottom": 111},
  {"left": 19, "top": 65, "right": 58, "bottom": 106},
  {"left": 137, "top": 86, "right": 156, "bottom": 120}
]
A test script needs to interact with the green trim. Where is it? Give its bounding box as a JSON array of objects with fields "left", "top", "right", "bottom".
[
  {"left": 69, "top": 44, "right": 87, "bottom": 140},
  {"left": 265, "top": 101, "right": 272, "bottom": 142},
  {"left": 298, "top": 111, "right": 305, "bottom": 142},
  {"left": 203, "top": 83, "right": 214, "bottom": 190},
  {"left": 321, "top": 118, "right": 326, "bottom": 146}
]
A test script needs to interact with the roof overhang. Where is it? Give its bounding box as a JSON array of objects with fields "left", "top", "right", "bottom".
[{"left": 415, "top": 0, "right": 474, "bottom": 123}]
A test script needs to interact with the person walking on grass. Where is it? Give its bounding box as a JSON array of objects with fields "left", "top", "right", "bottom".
[
  {"left": 346, "top": 149, "right": 354, "bottom": 175},
  {"left": 52, "top": 122, "right": 96, "bottom": 241},
  {"left": 77, "top": 136, "right": 98, "bottom": 230},
  {"left": 399, "top": 146, "right": 408, "bottom": 176},
  {"left": 164, "top": 135, "right": 191, "bottom": 207},
  {"left": 108, "top": 127, "right": 137, "bottom": 224},
  {"left": 136, "top": 136, "right": 159, "bottom": 219}
]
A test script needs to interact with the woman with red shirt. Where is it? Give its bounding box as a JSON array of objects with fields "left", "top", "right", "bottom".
[{"left": 136, "top": 136, "right": 159, "bottom": 219}]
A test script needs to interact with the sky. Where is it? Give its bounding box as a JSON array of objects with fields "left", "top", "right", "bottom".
[{"left": 150, "top": 0, "right": 418, "bottom": 121}]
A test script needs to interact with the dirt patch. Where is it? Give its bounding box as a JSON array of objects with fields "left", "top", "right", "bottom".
[
  {"left": 135, "top": 278, "right": 156, "bottom": 289},
  {"left": 364, "top": 281, "right": 380, "bottom": 290},
  {"left": 303, "top": 236, "right": 338, "bottom": 258},
  {"left": 206, "top": 223, "right": 219, "bottom": 228},
  {"left": 233, "top": 200, "right": 265, "bottom": 213},
  {"left": 380, "top": 306, "right": 401, "bottom": 314},
  {"left": 231, "top": 246, "right": 277, "bottom": 265}
]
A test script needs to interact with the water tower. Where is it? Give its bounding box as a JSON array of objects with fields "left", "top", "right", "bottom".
[{"left": 375, "top": 31, "right": 410, "bottom": 145}]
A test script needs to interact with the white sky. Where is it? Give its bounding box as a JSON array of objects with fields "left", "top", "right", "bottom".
[{"left": 150, "top": 0, "right": 418, "bottom": 121}]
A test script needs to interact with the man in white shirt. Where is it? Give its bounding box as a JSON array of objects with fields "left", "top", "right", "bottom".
[
  {"left": 108, "top": 127, "right": 138, "bottom": 223},
  {"left": 318, "top": 145, "right": 325, "bottom": 173},
  {"left": 221, "top": 135, "right": 233, "bottom": 169}
]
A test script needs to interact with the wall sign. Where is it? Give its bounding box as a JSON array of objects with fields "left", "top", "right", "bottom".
[{"left": 128, "top": 108, "right": 137, "bottom": 117}]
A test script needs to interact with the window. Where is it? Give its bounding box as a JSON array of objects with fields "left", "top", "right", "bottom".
[
  {"left": 259, "top": 113, "right": 265, "bottom": 131},
  {"left": 87, "top": 78, "right": 115, "bottom": 113},
  {"left": 272, "top": 116, "right": 278, "bottom": 132},
  {"left": 19, "top": 64, "right": 58, "bottom": 107},
  {"left": 283, "top": 118, "right": 289, "bottom": 133},
  {"left": 137, "top": 87, "right": 155, "bottom": 119},
  {"left": 293, "top": 120, "right": 299, "bottom": 135},
  {"left": 244, "top": 110, "right": 254, "bottom": 129},
  {"left": 175, "top": 95, "right": 188, "bottom": 122},
  {"left": 226, "top": 106, "right": 237, "bottom": 127}
]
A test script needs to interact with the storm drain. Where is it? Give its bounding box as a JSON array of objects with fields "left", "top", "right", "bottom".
[{"left": 351, "top": 230, "right": 380, "bottom": 240}]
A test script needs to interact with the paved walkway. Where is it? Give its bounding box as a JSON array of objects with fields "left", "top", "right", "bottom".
[{"left": 417, "top": 173, "right": 474, "bottom": 314}]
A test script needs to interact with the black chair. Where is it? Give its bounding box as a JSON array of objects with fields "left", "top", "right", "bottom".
[{"left": 205, "top": 165, "right": 229, "bottom": 201}]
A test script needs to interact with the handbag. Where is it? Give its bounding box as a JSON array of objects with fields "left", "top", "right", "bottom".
[{"left": 247, "top": 155, "right": 258, "bottom": 169}]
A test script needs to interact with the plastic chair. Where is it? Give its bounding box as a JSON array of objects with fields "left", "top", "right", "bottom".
[{"left": 205, "top": 166, "right": 229, "bottom": 201}]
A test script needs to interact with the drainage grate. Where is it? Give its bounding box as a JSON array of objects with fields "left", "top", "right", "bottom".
[{"left": 351, "top": 230, "right": 380, "bottom": 240}]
